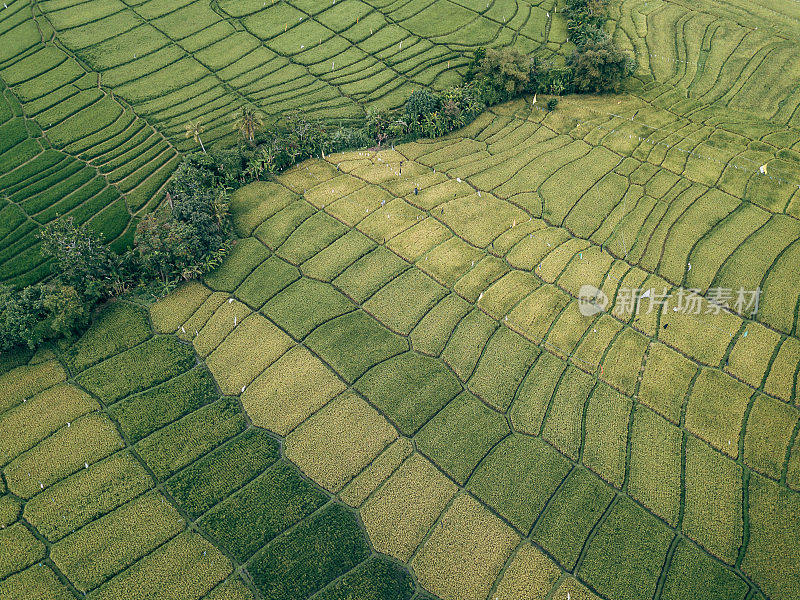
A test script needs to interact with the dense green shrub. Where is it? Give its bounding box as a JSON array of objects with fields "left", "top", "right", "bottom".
[
  {"left": 1, "top": 159, "right": 234, "bottom": 351},
  {"left": 463, "top": 0, "right": 633, "bottom": 100},
  {"left": 469, "top": 48, "right": 536, "bottom": 102},
  {"left": 365, "top": 85, "right": 485, "bottom": 140},
  {"left": 329, "top": 126, "right": 372, "bottom": 151},
  {"left": 365, "top": 108, "right": 392, "bottom": 148},
  {"left": 132, "top": 148, "right": 234, "bottom": 284},
  {"left": 564, "top": 0, "right": 609, "bottom": 47},
  {"left": 568, "top": 40, "right": 637, "bottom": 93},
  {"left": 0, "top": 283, "right": 89, "bottom": 350},
  {"left": 135, "top": 187, "right": 231, "bottom": 283},
  {"left": 38, "top": 217, "right": 120, "bottom": 301},
  {"left": 241, "top": 113, "right": 368, "bottom": 178},
  {"left": 466, "top": 48, "right": 577, "bottom": 101},
  {"left": 404, "top": 89, "right": 441, "bottom": 132}
]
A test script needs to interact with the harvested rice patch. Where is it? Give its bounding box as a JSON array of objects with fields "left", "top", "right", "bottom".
[
  {"left": 241, "top": 345, "right": 346, "bottom": 436},
  {"left": 285, "top": 392, "right": 398, "bottom": 493},
  {"left": 411, "top": 493, "right": 519, "bottom": 600},
  {"left": 361, "top": 452, "right": 457, "bottom": 562}
]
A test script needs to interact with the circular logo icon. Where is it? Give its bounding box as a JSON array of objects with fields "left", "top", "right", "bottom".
[{"left": 578, "top": 285, "right": 609, "bottom": 317}]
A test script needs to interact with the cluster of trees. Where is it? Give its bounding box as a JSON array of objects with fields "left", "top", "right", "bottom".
[
  {"left": 465, "top": 1, "right": 635, "bottom": 103},
  {"left": 364, "top": 85, "right": 486, "bottom": 147},
  {"left": 0, "top": 159, "right": 233, "bottom": 350},
  {"left": 564, "top": 0, "right": 638, "bottom": 93}
]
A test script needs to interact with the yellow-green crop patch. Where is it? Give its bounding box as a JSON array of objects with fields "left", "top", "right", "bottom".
[
  {"left": 628, "top": 405, "right": 682, "bottom": 526},
  {"left": 198, "top": 459, "right": 328, "bottom": 563},
  {"left": 203, "top": 237, "right": 271, "bottom": 293},
  {"left": 531, "top": 467, "right": 615, "bottom": 570},
  {"left": 0, "top": 522, "right": 45, "bottom": 580},
  {"left": 0, "top": 383, "right": 97, "bottom": 466},
  {"left": 60, "top": 302, "right": 151, "bottom": 373},
  {"left": 89, "top": 531, "right": 233, "bottom": 600},
  {"left": 50, "top": 490, "right": 185, "bottom": 593},
  {"left": 75, "top": 336, "right": 197, "bottom": 403},
  {"left": 415, "top": 390, "right": 509, "bottom": 484},
  {"left": 4, "top": 411, "right": 123, "bottom": 498},
  {"left": 685, "top": 368, "right": 752, "bottom": 459},
  {"left": 493, "top": 542, "right": 562, "bottom": 599},
  {"left": 411, "top": 493, "right": 519, "bottom": 600},
  {"left": 467, "top": 325, "right": 539, "bottom": 411},
  {"left": 0, "top": 564, "right": 74, "bottom": 600},
  {"left": 247, "top": 503, "right": 370, "bottom": 600},
  {"left": 164, "top": 428, "right": 280, "bottom": 520},
  {"left": 236, "top": 254, "right": 301, "bottom": 310},
  {"left": 305, "top": 309, "right": 407, "bottom": 382},
  {"left": 355, "top": 351, "right": 462, "bottom": 435},
  {"left": 110, "top": 365, "right": 215, "bottom": 437},
  {"left": 285, "top": 392, "right": 397, "bottom": 492},
  {"left": 661, "top": 538, "right": 748, "bottom": 600},
  {"left": 742, "top": 475, "right": 800, "bottom": 600},
  {"left": 468, "top": 434, "right": 571, "bottom": 532},
  {"left": 441, "top": 307, "right": 497, "bottom": 380},
  {"left": 205, "top": 313, "right": 293, "bottom": 395},
  {"left": 582, "top": 384, "right": 632, "bottom": 489},
  {"left": 23, "top": 450, "right": 152, "bottom": 542},
  {"left": 136, "top": 395, "right": 247, "bottom": 481},
  {"left": 263, "top": 276, "right": 355, "bottom": 339},
  {"left": 578, "top": 497, "right": 674, "bottom": 600},
  {"left": 0, "top": 359, "right": 67, "bottom": 415},
  {"left": 241, "top": 343, "right": 346, "bottom": 433},
  {"left": 360, "top": 451, "right": 456, "bottom": 562},
  {"left": 683, "top": 436, "right": 744, "bottom": 564}
]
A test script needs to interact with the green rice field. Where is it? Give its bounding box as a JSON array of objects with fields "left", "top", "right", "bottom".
[{"left": 2, "top": 0, "right": 800, "bottom": 599}]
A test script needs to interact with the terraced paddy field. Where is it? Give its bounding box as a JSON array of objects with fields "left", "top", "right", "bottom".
[
  {"left": 4, "top": 0, "right": 800, "bottom": 285},
  {"left": 3, "top": 0, "right": 800, "bottom": 599},
  {"left": 4, "top": 100, "right": 800, "bottom": 598},
  {"left": 0, "top": 0, "right": 566, "bottom": 286}
]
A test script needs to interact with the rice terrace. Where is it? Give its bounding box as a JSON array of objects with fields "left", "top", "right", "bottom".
[{"left": 2, "top": 0, "right": 800, "bottom": 598}]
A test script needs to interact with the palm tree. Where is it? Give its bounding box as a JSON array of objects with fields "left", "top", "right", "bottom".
[
  {"left": 184, "top": 120, "right": 206, "bottom": 153},
  {"left": 211, "top": 187, "right": 230, "bottom": 231},
  {"left": 236, "top": 106, "right": 263, "bottom": 144}
]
